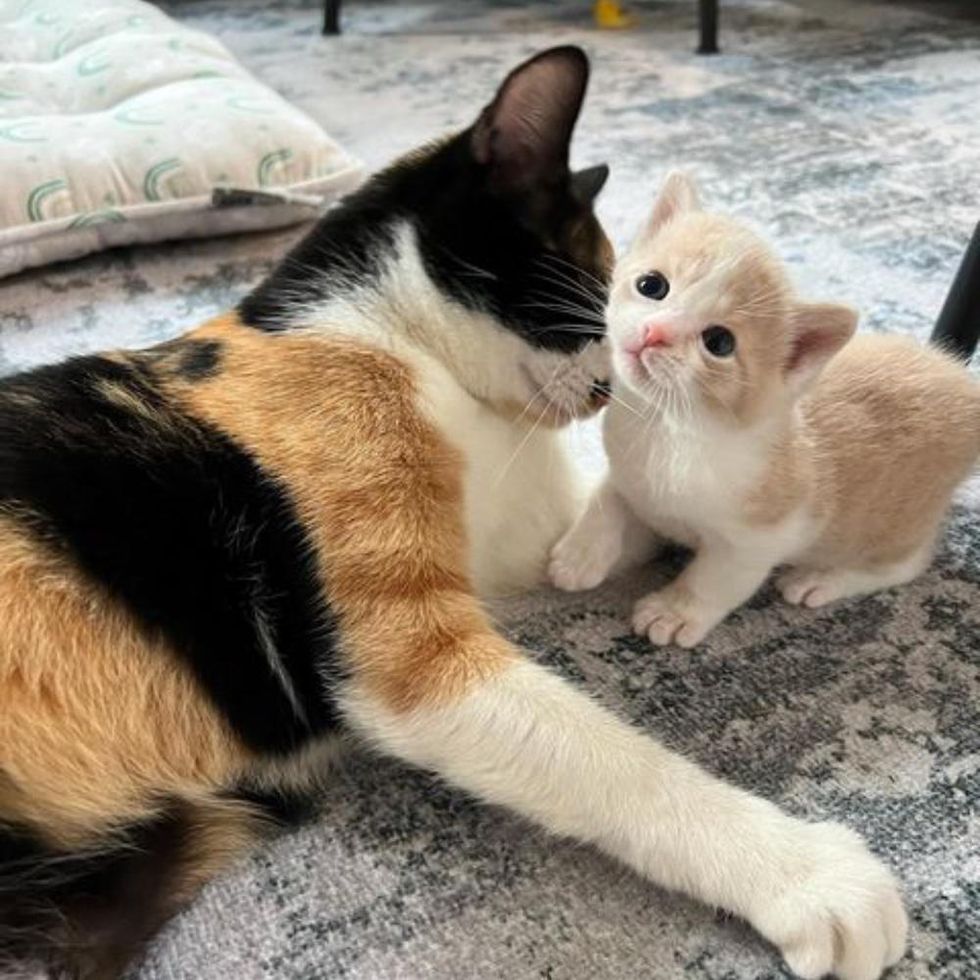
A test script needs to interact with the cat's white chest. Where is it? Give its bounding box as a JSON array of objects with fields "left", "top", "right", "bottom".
[{"left": 412, "top": 349, "right": 587, "bottom": 597}]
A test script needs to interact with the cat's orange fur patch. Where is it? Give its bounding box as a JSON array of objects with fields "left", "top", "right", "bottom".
[
  {"left": 0, "top": 516, "right": 249, "bottom": 848},
  {"left": 175, "top": 313, "right": 518, "bottom": 712}
]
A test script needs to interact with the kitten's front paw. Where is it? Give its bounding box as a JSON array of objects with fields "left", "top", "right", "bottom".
[
  {"left": 631, "top": 588, "right": 719, "bottom": 648},
  {"left": 754, "top": 822, "right": 907, "bottom": 980},
  {"left": 549, "top": 528, "right": 617, "bottom": 592}
]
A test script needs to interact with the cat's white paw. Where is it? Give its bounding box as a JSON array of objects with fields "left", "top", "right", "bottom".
[
  {"left": 753, "top": 822, "right": 907, "bottom": 980},
  {"left": 778, "top": 567, "right": 848, "bottom": 608},
  {"left": 549, "top": 528, "right": 617, "bottom": 592},
  {"left": 631, "top": 588, "right": 718, "bottom": 648}
]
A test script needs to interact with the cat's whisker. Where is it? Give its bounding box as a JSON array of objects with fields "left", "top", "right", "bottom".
[
  {"left": 531, "top": 259, "right": 605, "bottom": 298},
  {"left": 603, "top": 389, "right": 642, "bottom": 419},
  {"left": 538, "top": 252, "right": 609, "bottom": 294},
  {"left": 527, "top": 271, "right": 607, "bottom": 315},
  {"left": 520, "top": 293, "right": 604, "bottom": 316},
  {"left": 521, "top": 292, "right": 606, "bottom": 321},
  {"left": 493, "top": 401, "right": 550, "bottom": 489},
  {"left": 437, "top": 245, "right": 498, "bottom": 281}
]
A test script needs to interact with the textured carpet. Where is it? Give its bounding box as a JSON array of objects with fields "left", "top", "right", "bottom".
[{"left": 2, "top": 1, "right": 979, "bottom": 978}]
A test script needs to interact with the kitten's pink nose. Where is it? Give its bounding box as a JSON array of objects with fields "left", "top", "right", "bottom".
[{"left": 641, "top": 322, "right": 672, "bottom": 348}]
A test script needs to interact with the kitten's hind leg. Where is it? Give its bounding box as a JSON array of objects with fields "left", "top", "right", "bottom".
[
  {"left": 778, "top": 543, "right": 934, "bottom": 609},
  {"left": 549, "top": 477, "right": 657, "bottom": 591}
]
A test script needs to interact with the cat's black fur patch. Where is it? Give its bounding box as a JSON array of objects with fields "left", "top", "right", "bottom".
[
  {"left": 173, "top": 339, "right": 223, "bottom": 381},
  {"left": 1, "top": 801, "right": 247, "bottom": 979},
  {"left": 229, "top": 784, "right": 319, "bottom": 827},
  {"left": 240, "top": 141, "right": 607, "bottom": 353},
  {"left": 0, "top": 355, "right": 340, "bottom": 755},
  {"left": 139, "top": 337, "right": 224, "bottom": 382},
  {"left": 240, "top": 48, "right": 609, "bottom": 354}
]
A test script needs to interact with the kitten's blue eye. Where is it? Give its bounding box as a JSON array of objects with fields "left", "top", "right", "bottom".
[
  {"left": 701, "top": 325, "right": 736, "bottom": 358},
  {"left": 635, "top": 272, "right": 669, "bottom": 300}
]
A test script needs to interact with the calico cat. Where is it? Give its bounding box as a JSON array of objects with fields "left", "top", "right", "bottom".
[
  {"left": 0, "top": 53, "right": 905, "bottom": 980},
  {"left": 551, "top": 171, "right": 980, "bottom": 649}
]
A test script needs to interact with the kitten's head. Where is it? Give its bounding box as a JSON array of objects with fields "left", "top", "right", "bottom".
[
  {"left": 607, "top": 172, "right": 857, "bottom": 425},
  {"left": 242, "top": 47, "right": 612, "bottom": 427}
]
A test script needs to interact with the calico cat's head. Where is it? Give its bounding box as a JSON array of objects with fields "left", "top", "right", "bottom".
[
  {"left": 241, "top": 47, "right": 613, "bottom": 426},
  {"left": 606, "top": 172, "right": 858, "bottom": 425}
]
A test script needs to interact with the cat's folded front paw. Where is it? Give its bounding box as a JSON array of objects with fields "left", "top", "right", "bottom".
[
  {"left": 753, "top": 821, "right": 907, "bottom": 980},
  {"left": 548, "top": 530, "right": 616, "bottom": 592},
  {"left": 631, "top": 588, "right": 719, "bottom": 648}
]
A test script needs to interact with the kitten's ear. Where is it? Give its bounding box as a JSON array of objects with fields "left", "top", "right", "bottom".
[
  {"left": 471, "top": 46, "right": 589, "bottom": 193},
  {"left": 638, "top": 171, "right": 701, "bottom": 242},
  {"left": 571, "top": 164, "right": 610, "bottom": 205},
  {"left": 785, "top": 302, "right": 858, "bottom": 395}
]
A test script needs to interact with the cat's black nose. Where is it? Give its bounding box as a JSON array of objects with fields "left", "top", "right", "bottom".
[{"left": 590, "top": 378, "right": 612, "bottom": 405}]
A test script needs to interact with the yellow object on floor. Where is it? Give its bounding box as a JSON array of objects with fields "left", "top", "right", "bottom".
[{"left": 593, "top": 0, "right": 634, "bottom": 28}]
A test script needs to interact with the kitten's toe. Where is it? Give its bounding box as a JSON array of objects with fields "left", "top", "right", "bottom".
[
  {"left": 631, "top": 591, "right": 713, "bottom": 648},
  {"left": 778, "top": 568, "right": 835, "bottom": 608}
]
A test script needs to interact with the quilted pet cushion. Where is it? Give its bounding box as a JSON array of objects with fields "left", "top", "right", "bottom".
[{"left": 0, "top": 0, "right": 363, "bottom": 278}]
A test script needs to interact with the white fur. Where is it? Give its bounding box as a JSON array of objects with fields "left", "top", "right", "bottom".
[{"left": 343, "top": 661, "right": 907, "bottom": 980}]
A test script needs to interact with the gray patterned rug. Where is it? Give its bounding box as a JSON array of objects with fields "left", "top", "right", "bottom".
[{"left": 2, "top": 1, "right": 979, "bottom": 977}]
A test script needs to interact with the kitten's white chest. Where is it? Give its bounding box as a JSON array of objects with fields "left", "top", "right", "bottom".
[{"left": 603, "top": 398, "right": 755, "bottom": 546}]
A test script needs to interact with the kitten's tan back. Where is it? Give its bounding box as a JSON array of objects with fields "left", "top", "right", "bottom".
[{"left": 804, "top": 333, "right": 980, "bottom": 567}]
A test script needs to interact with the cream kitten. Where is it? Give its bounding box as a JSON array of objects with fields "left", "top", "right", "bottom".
[{"left": 550, "top": 171, "right": 980, "bottom": 648}]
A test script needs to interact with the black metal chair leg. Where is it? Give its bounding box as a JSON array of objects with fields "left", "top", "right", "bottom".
[
  {"left": 323, "top": 0, "right": 341, "bottom": 35},
  {"left": 698, "top": 0, "right": 719, "bottom": 54},
  {"left": 931, "top": 222, "right": 980, "bottom": 362}
]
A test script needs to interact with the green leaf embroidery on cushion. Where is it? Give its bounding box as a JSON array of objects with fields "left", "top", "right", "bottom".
[
  {"left": 143, "top": 158, "right": 182, "bottom": 201},
  {"left": 77, "top": 51, "right": 111, "bottom": 76},
  {"left": 0, "top": 90, "right": 24, "bottom": 101},
  {"left": 53, "top": 32, "right": 76, "bottom": 58},
  {"left": 26, "top": 179, "right": 68, "bottom": 222},
  {"left": 227, "top": 96, "right": 274, "bottom": 115},
  {"left": 68, "top": 210, "right": 126, "bottom": 228},
  {"left": 0, "top": 122, "right": 46, "bottom": 143},
  {"left": 257, "top": 149, "right": 293, "bottom": 187},
  {"left": 115, "top": 107, "right": 165, "bottom": 126}
]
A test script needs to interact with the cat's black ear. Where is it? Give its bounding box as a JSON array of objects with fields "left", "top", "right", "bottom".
[
  {"left": 471, "top": 46, "right": 590, "bottom": 193},
  {"left": 571, "top": 164, "right": 610, "bottom": 205}
]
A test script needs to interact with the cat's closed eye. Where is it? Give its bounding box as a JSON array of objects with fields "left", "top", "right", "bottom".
[
  {"left": 635, "top": 272, "right": 669, "bottom": 300},
  {"left": 701, "top": 325, "right": 736, "bottom": 357}
]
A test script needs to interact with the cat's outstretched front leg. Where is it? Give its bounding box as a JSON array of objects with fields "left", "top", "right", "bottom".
[
  {"left": 633, "top": 538, "right": 775, "bottom": 648},
  {"left": 549, "top": 477, "right": 658, "bottom": 591},
  {"left": 344, "top": 649, "right": 906, "bottom": 980}
]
